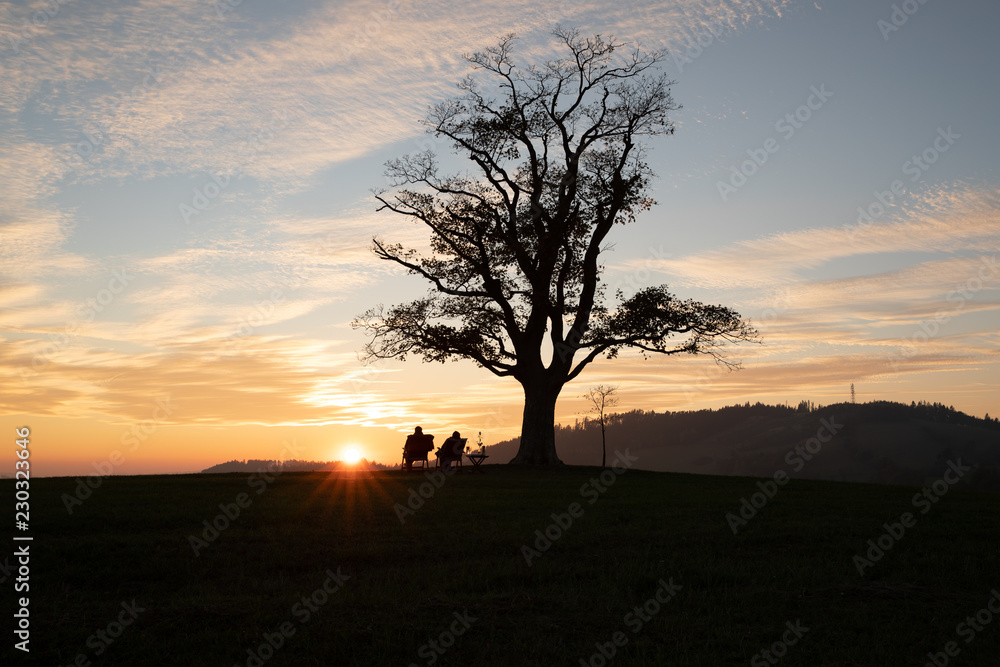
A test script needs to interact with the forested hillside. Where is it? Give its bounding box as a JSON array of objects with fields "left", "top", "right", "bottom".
[{"left": 490, "top": 401, "right": 1000, "bottom": 488}]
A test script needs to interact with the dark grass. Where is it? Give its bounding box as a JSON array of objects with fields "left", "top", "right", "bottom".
[{"left": 5, "top": 465, "right": 1000, "bottom": 666}]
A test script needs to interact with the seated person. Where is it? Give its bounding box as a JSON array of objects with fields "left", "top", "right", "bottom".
[
  {"left": 403, "top": 426, "right": 434, "bottom": 471},
  {"left": 435, "top": 431, "right": 466, "bottom": 470}
]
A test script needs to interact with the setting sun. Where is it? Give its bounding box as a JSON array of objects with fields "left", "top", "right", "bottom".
[{"left": 341, "top": 446, "right": 364, "bottom": 465}]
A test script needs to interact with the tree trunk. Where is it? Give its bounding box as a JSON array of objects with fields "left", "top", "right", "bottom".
[
  {"left": 601, "top": 421, "right": 606, "bottom": 468},
  {"left": 509, "top": 378, "right": 564, "bottom": 465}
]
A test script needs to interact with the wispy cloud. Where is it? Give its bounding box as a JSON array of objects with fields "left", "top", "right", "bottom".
[
  {"left": 28, "top": 0, "right": 982, "bottom": 439},
  {"left": 649, "top": 185, "right": 1000, "bottom": 289}
]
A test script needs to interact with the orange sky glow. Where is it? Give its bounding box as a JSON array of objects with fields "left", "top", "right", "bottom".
[{"left": 3, "top": 0, "right": 998, "bottom": 477}]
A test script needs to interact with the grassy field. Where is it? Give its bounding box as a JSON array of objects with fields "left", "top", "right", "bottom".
[{"left": 6, "top": 462, "right": 1000, "bottom": 666}]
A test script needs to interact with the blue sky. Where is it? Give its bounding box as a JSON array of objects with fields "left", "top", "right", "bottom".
[{"left": 2, "top": 0, "right": 998, "bottom": 475}]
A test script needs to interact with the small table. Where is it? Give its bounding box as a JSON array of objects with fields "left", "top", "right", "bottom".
[{"left": 465, "top": 453, "right": 488, "bottom": 473}]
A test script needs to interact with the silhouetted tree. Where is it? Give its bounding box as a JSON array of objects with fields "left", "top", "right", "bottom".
[
  {"left": 584, "top": 384, "right": 619, "bottom": 467},
  {"left": 354, "top": 29, "right": 758, "bottom": 465}
]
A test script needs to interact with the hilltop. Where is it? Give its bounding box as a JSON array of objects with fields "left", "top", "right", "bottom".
[
  {"left": 491, "top": 400, "right": 1000, "bottom": 488},
  {"left": 196, "top": 401, "right": 1000, "bottom": 489}
]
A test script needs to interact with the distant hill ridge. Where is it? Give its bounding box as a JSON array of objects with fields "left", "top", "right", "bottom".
[
  {"left": 201, "top": 458, "right": 394, "bottom": 474},
  {"left": 490, "top": 400, "right": 1000, "bottom": 489}
]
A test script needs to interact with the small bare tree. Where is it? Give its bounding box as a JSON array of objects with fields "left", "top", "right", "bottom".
[{"left": 584, "top": 384, "right": 619, "bottom": 467}]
